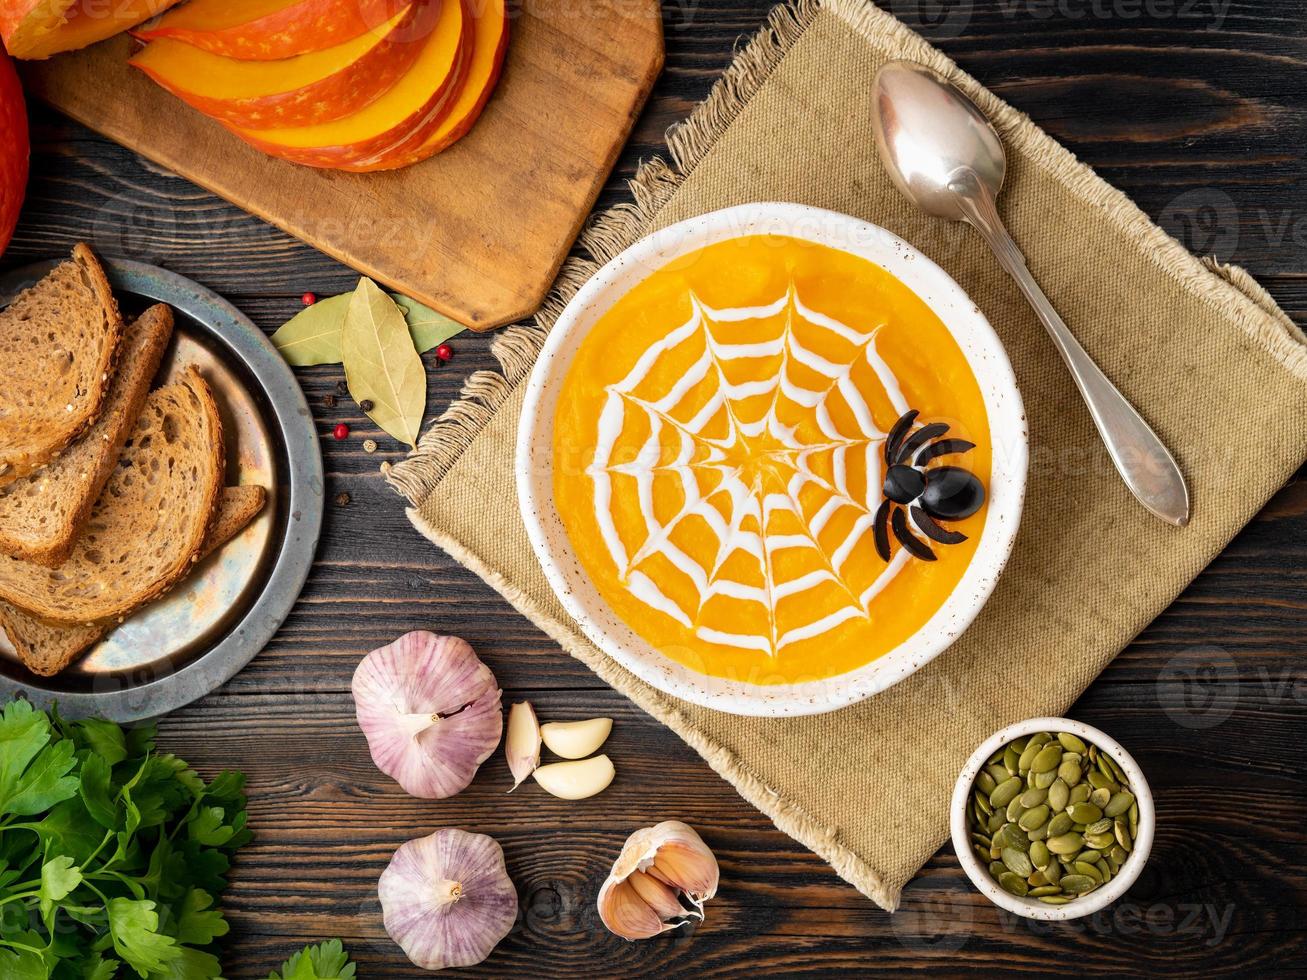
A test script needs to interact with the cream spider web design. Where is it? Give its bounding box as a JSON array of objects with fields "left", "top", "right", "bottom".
[{"left": 587, "top": 284, "right": 917, "bottom": 658}]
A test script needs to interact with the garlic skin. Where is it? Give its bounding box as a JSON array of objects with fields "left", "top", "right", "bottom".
[
  {"left": 540, "top": 717, "right": 612, "bottom": 760},
  {"left": 532, "top": 755, "right": 614, "bottom": 800},
  {"left": 353, "top": 632, "right": 502, "bottom": 799},
  {"left": 598, "top": 821, "right": 719, "bottom": 941},
  {"left": 504, "top": 701, "right": 541, "bottom": 791},
  {"left": 379, "top": 828, "right": 518, "bottom": 971}
]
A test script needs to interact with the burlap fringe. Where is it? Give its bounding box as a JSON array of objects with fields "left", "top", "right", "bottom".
[{"left": 385, "top": 0, "right": 1305, "bottom": 912}]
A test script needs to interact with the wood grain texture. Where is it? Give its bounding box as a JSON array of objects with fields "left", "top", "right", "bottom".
[
  {"left": 17, "top": 0, "right": 665, "bottom": 330},
  {"left": 4, "top": 0, "right": 1307, "bottom": 975}
]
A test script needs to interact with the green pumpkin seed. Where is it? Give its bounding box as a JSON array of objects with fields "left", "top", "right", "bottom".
[
  {"left": 1002, "top": 847, "right": 1034, "bottom": 877},
  {"left": 986, "top": 748, "right": 1005, "bottom": 766},
  {"left": 1027, "top": 822, "right": 1049, "bottom": 842},
  {"left": 1129, "top": 802, "right": 1140, "bottom": 837},
  {"left": 1046, "top": 832, "right": 1084, "bottom": 855},
  {"left": 1058, "top": 732, "right": 1088, "bottom": 753},
  {"left": 1086, "top": 818, "right": 1113, "bottom": 835},
  {"left": 1019, "top": 805, "right": 1050, "bottom": 832},
  {"left": 1038, "top": 895, "right": 1073, "bottom": 905},
  {"left": 1085, "top": 832, "right": 1116, "bottom": 850},
  {"left": 1073, "top": 861, "right": 1103, "bottom": 882},
  {"left": 990, "top": 776, "right": 1023, "bottom": 808},
  {"left": 998, "top": 871, "right": 1029, "bottom": 897},
  {"left": 995, "top": 823, "right": 1029, "bottom": 851},
  {"left": 1114, "top": 818, "right": 1133, "bottom": 852},
  {"left": 1033, "top": 769, "right": 1058, "bottom": 789},
  {"left": 1043, "top": 860, "right": 1063, "bottom": 885},
  {"left": 1029, "top": 884, "right": 1062, "bottom": 897},
  {"left": 1047, "top": 812, "right": 1074, "bottom": 837},
  {"left": 1060, "top": 874, "right": 1096, "bottom": 895},
  {"left": 1003, "top": 744, "right": 1021, "bottom": 774},
  {"left": 1104, "top": 754, "right": 1128, "bottom": 784},
  {"left": 1090, "top": 787, "right": 1112, "bottom": 809},
  {"left": 1058, "top": 758, "right": 1083, "bottom": 786},
  {"left": 1069, "top": 783, "right": 1092, "bottom": 805},
  {"left": 1020, "top": 787, "right": 1048, "bottom": 808},
  {"left": 1029, "top": 840, "right": 1051, "bottom": 870},
  {"left": 1028, "top": 870, "right": 1048, "bottom": 887},
  {"left": 987, "top": 763, "right": 1011, "bottom": 784},
  {"left": 1031, "top": 744, "right": 1063, "bottom": 773},
  {"left": 974, "top": 790, "right": 993, "bottom": 816},
  {"left": 1068, "top": 802, "right": 1103, "bottom": 824},
  {"left": 976, "top": 770, "right": 998, "bottom": 795},
  {"left": 1046, "top": 778, "right": 1069, "bottom": 812},
  {"left": 987, "top": 812, "right": 1006, "bottom": 834},
  {"left": 1006, "top": 796, "right": 1025, "bottom": 822},
  {"left": 1087, "top": 770, "right": 1116, "bottom": 791},
  {"left": 973, "top": 844, "right": 991, "bottom": 862},
  {"left": 989, "top": 860, "right": 1005, "bottom": 878},
  {"left": 971, "top": 832, "right": 992, "bottom": 848},
  {"left": 1105, "top": 790, "right": 1135, "bottom": 818}
]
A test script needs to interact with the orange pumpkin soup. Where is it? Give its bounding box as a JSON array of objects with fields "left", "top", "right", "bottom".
[{"left": 552, "top": 234, "right": 991, "bottom": 685}]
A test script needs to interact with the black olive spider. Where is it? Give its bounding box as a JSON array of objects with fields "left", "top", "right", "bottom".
[{"left": 872, "top": 409, "right": 985, "bottom": 563}]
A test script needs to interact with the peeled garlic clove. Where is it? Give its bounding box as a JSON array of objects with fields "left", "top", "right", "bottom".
[
  {"left": 352, "top": 632, "right": 502, "bottom": 799},
  {"left": 598, "top": 821, "right": 719, "bottom": 940},
  {"left": 504, "top": 701, "right": 542, "bottom": 791},
  {"left": 540, "top": 717, "right": 612, "bottom": 760},
  {"left": 379, "top": 828, "right": 517, "bottom": 970},
  {"left": 532, "top": 754, "right": 614, "bottom": 800}
]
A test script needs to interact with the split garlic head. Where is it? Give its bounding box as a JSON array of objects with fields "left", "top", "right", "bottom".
[
  {"left": 379, "top": 828, "right": 518, "bottom": 971},
  {"left": 353, "top": 632, "right": 502, "bottom": 799},
  {"left": 598, "top": 821, "right": 719, "bottom": 941}
]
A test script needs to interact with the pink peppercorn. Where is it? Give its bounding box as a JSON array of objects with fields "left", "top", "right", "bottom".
[{"left": 333, "top": 423, "right": 349, "bottom": 440}]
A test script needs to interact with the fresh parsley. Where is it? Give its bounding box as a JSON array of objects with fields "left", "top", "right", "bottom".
[
  {"left": 0, "top": 698, "right": 249, "bottom": 978},
  {"left": 267, "top": 939, "right": 356, "bottom": 979}
]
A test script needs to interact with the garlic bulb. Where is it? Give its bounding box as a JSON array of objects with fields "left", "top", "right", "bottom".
[
  {"left": 353, "top": 632, "right": 502, "bottom": 799},
  {"left": 379, "top": 828, "right": 517, "bottom": 971},
  {"left": 504, "top": 701, "right": 541, "bottom": 791},
  {"left": 597, "top": 821, "right": 719, "bottom": 940},
  {"left": 540, "top": 717, "right": 612, "bottom": 759}
]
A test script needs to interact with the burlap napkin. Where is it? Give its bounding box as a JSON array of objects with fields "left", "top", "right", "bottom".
[{"left": 387, "top": 0, "right": 1307, "bottom": 909}]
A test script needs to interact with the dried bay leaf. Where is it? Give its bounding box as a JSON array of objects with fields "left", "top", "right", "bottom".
[
  {"left": 341, "top": 278, "right": 426, "bottom": 449},
  {"left": 271, "top": 294, "right": 352, "bottom": 366},
  {"left": 393, "top": 295, "right": 464, "bottom": 353},
  {"left": 273, "top": 293, "right": 464, "bottom": 366}
]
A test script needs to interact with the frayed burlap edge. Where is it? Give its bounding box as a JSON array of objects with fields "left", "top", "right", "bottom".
[{"left": 385, "top": 0, "right": 1306, "bottom": 912}]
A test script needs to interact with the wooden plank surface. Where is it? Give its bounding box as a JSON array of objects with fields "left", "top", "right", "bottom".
[
  {"left": 5, "top": 0, "right": 1307, "bottom": 975},
  {"left": 19, "top": 0, "right": 665, "bottom": 331}
]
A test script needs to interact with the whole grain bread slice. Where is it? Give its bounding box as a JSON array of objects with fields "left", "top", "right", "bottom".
[
  {"left": 0, "top": 304, "right": 174, "bottom": 566},
  {"left": 0, "top": 244, "right": 124, "bottom": 487},
  {"left": 0, "top": 366, "right": 225, "bottom": 624},
  {"left": 0, "top": 485, "right": 267, "bottom": 677}
]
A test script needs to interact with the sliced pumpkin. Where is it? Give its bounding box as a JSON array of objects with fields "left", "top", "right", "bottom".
[
  {"left": 131, "top": 1, "right": 436, "bottom": 129},
  {"left": 8, "top": 0, "right": 183, "bottom": 59},
  {"left": 133, "top": 0, "right": 410, "bottom": 60},
  {"left": 345, "top": 0, "right": 508, "bottom": 171},
  {"left": 231, "top": 0, "right": 470, "bottom": 168}
]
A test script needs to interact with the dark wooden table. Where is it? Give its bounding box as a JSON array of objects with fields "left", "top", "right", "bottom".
[{"left": 8, "top": 1, "right": 1307, "bottom": 974}]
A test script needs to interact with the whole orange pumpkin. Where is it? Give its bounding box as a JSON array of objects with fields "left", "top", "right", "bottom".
[{"left": 0, "top": 47, "right": 28, "bottom": 258}]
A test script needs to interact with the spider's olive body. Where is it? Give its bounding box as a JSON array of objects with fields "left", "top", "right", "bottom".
[
  {"left": 874, "top": 409, "right": 987, "bottom": 562},
  {"left": 922, "top": 466, "right": 985, "bottom": 520}
]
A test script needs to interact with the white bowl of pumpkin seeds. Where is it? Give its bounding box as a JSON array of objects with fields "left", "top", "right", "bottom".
[{"left": 950, "top": 717, "right": 1154, "bottom": 920}]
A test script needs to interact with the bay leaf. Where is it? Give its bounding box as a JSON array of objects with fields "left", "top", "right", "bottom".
[
  {"left": 393, "top": 295, "right": 465, "bottom": 353},
  {"left": 272, "top": 292, "right": 465, "bottom": 366},
  {"left": 341, "top": 278, "right": 426, "bottom": 449},
  {"left": 270, "top": 293, "right": 352, "bottom": 366}
]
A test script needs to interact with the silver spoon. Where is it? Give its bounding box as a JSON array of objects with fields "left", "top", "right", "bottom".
[{"left": 871, "top": 60, "right": 1190, "bottom": 526}]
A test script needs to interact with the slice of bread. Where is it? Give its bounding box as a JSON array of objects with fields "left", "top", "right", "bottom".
[
  {"left": 0, "top": 367, "right": 225, "bottom": 624},
  {"left": 0, "top": 304, "right": 174, "bottom": 567},
  {"left": 0, "top": 485, "right": 267, "bottom": 677},
  {"left": 0, "top": 244, "right": 124, "bottom": 487}
]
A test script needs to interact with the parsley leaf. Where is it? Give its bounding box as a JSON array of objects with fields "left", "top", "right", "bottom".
[{"left": 268, "top": 940, "right": 356, "bottom": 980}]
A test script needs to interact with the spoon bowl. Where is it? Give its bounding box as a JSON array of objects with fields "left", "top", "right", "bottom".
[{"left": 872, "top": 60, "right": 1006, "bottom": 222}]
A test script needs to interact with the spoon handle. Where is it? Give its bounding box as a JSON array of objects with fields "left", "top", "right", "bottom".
[{"left": 951, "top": 170, "right": 1190, "bottom": 526}]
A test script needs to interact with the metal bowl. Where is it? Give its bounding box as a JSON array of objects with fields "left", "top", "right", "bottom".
[{"left": 0, "top": 258, "right": 323, "bottom": 721}]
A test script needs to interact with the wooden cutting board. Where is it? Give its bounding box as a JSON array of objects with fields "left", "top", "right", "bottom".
[{"left": 21, "top": 1, "right": 664, "bottom": 331}]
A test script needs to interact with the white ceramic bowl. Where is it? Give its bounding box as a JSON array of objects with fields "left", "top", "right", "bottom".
[
  {"left": 516, "top": 202, "right": 1028, "bottom": 716},
  {"left": 951, "top": 716, "right": 1155, "bottom": 920}
]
